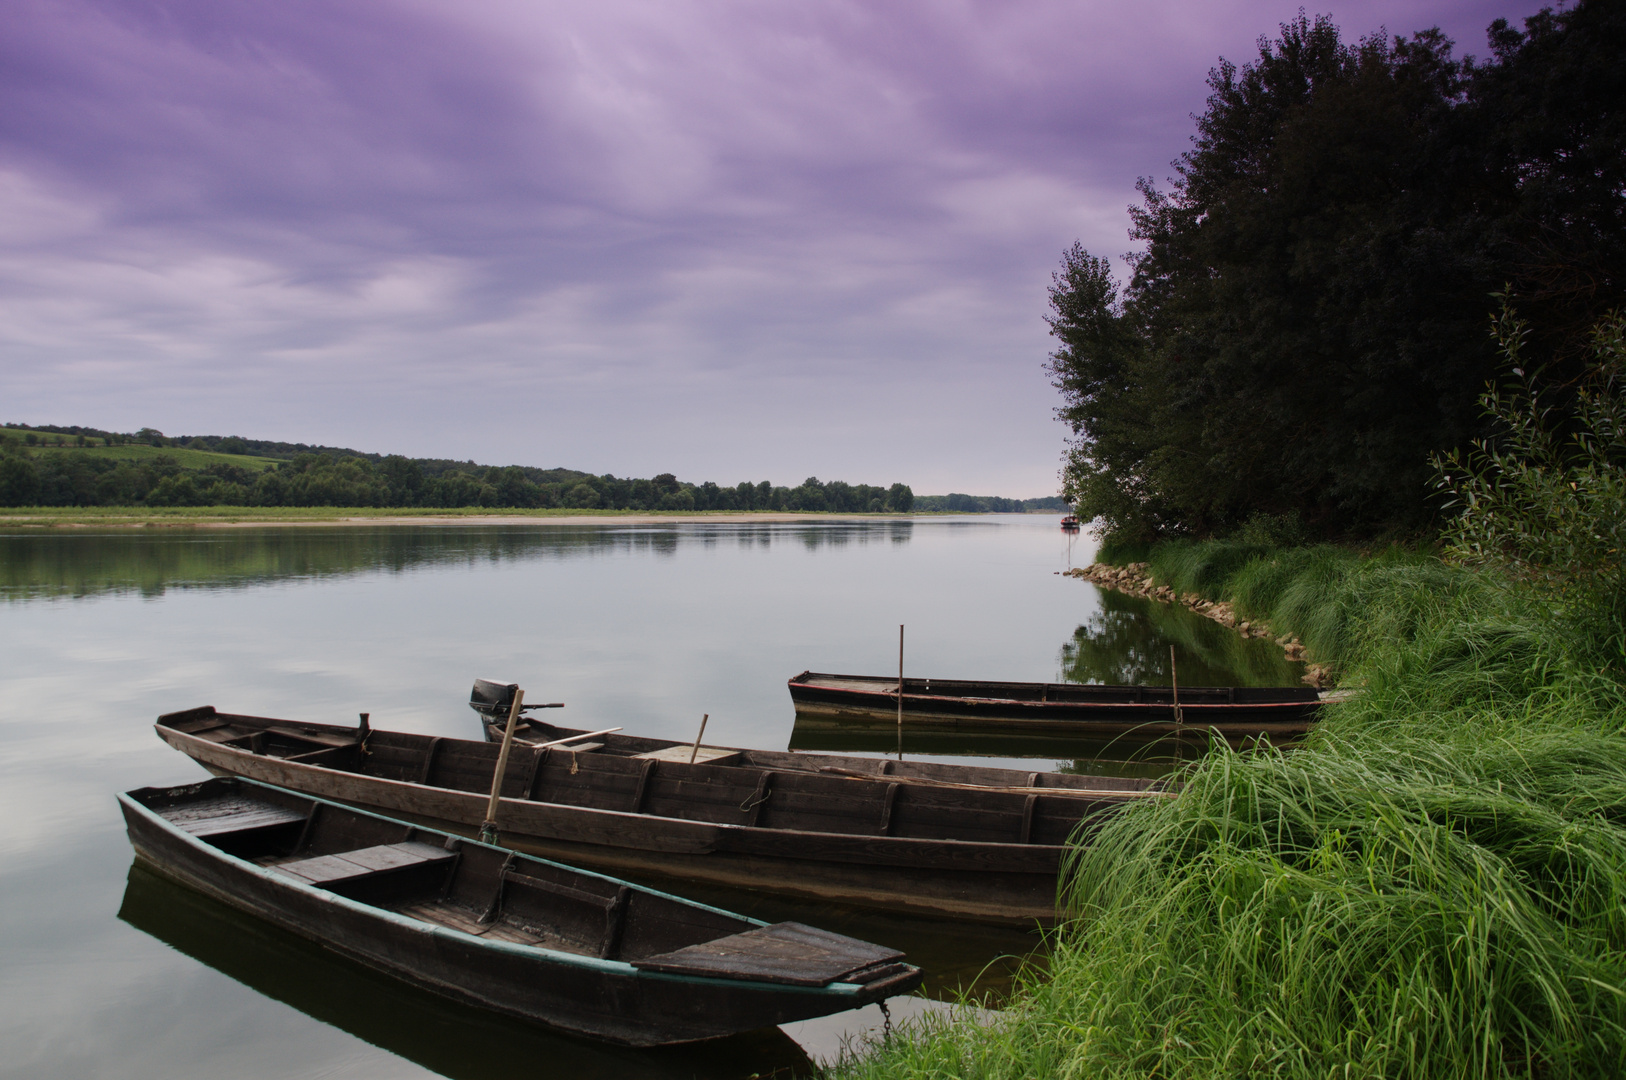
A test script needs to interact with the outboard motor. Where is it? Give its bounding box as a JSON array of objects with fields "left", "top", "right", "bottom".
[
  {"left": 469, "top": 679, "right": 565, "bottom": 741},
  {"left": 469, "top": 678, "right": 519, "bottom": 722}
]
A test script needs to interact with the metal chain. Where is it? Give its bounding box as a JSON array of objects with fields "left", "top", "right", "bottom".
[{"left": 879, "top": 1000, "right": 892, "bottom": 1043}]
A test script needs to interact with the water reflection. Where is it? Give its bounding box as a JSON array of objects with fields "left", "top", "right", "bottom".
[
  {"left": 1059, "top": 588, "right": 1302, "bottom": 687},
  {"left": 0, "top": 520, "right": 914, "bottom": 602},
  {"left": 789, "top": 586, "right": 1303, "bottom": 771},
  {"left": 118, "top": 862, "right": 814, "bottom": 1080}
]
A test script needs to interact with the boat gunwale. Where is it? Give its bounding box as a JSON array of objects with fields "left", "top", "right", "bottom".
[
  {"left": 788, "top": 670, "right": 1321, "bottom": 709},
  {"left": 154, "top": 717, "right": 1095, "bottom": 871},
  {"left": 120, "top": 777, "right": 884, "bottom": 1000}
]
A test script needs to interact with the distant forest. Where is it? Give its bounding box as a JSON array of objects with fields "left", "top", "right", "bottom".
[
  {"left": 913, "top": 493, "right": 1068, "bottom": 513},
  {"left": 0, "top": 423, "right": 1050, "bottom": 512}
]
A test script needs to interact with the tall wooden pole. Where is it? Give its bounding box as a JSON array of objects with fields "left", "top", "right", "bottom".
[
  {"left": 481, "top": 687, "right": 525, "bottom": 843},
  {"left": 896, "top": 624, "right": 905, "bottom": 761},
  {"left": 688, "top": 714, "right": 710, "bottom": 764},
  {"left": 1170, "top": 646, "right": 1183, "bottom": 767}
]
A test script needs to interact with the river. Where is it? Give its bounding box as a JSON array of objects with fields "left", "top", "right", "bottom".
[{"left": 0, "top": 516, "right": 1300, "bottom": 1078}]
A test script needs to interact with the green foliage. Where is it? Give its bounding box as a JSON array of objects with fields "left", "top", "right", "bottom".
[
  {"left": 1049, "top": 2, "right": 1626, "bottom": 540},
  {"left": 833, "top": 547, "right": 1626, "bottom": 1080},
  {"left": 1059, "top": 588, "right": 1302, "bottom": 688},
  {"left": 1435, "top": 308, "right": 1626, "bottom": 637},
  {"left": 1231, "top": 510, "right": 1307, "bottom": 547},
  {"left": 910, "top": 493, "right": 1064, "bottom": 513},
  {"left": 0, "top": 425, "right": 914, "bottom": 513}
]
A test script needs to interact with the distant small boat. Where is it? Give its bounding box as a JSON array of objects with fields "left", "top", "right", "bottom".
[
  {"left": 787, "top": 671, "right": 1322, "bottom": 742},
  {"left": 120, "top": 775, "right": 921, "bottom": 1046},
  {"left": 1060, "top": 515, "right": 1081, "bottom": 531}
]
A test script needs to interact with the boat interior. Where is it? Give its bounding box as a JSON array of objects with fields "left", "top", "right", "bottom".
[
  {"left": 129, "top": 777, "right": 910, "bottom": 987},
  {"left": 157, "top": 705, "right": 1156, "bottom": 848}
]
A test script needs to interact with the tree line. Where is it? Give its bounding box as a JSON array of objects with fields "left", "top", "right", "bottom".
[
  {"left": 1047, "top": 1, "right": 1623, "bottom": 541},
  {"left": 0, "top": 426, "right": 915, "bottom": 512},
  {"left": 912, "top": 494, "right": 1069, "bottom": 513}
]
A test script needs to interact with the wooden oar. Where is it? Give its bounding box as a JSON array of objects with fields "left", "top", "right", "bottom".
[{"left": 513, "top": 726, "right": 623, "bottom": 750}]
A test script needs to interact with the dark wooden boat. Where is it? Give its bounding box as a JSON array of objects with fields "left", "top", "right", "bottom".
[
  {"left": 120, "top": 775, "right": 921, "bottom": 1046},
  {"left": 154, "top": 705, "right": 1160, "bottom": 925},
  {"left": 117, "top": 861, "right": 817, "bottom": 1080},
  {"left": 787, "top": 671, "right": 1322, "bottom": 741}
]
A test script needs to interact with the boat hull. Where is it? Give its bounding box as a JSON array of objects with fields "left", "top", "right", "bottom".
[
  {"left": 156, "top": 718, "right": 1108, "bottom": 925},
  {"left": 788, "top": 672, "right": 1320, "bottom": 741},
  {"left": 121, "top": 779, "right": 917, "bottom": 1046}
]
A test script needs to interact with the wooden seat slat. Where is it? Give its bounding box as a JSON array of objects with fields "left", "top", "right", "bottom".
[
  {"left": 274, "top": 842, "right": 454, "bottom": 885},
  {"left": 632, "top": 921, "right": 904, "bottom": 986}
]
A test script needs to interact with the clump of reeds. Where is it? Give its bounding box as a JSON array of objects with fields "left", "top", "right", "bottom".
[{"left": 829, "top": 548, "right": 1626, "bottom": 1080}]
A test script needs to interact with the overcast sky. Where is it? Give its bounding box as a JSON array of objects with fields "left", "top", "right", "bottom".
[{"left": 2, "top": 0, "right": 1531, "bottom": 496}]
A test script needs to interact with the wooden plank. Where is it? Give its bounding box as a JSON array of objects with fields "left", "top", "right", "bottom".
[
  {"left": 632, "top": 921, "right": 903, "bottom": 986},
  {"left": 419, "top": 737, "right": 443, "bottom": 784},
  {"left": 632, "top": 745, "right": 742, "bottom": 765},
  {"left": 274, "top": 853, "right": 373, "bottom": 884},
  {"left": 504, "top": 870, "right": 616, "bottom": 911},
  {"left": 338, "top": 841, "right": 449, "bottom": 873},
  {"left": 878, "top": 783, "right": 899, "bottom": 836},
  {"left": 600, "top": 886, "right": 631, "bottom": 959},
  {"left": 630, "top": 759, "right": 656, "bottom": 813},
  {"left": 274, "top": 842, "right": 452, "bottom": 884},
  {"left": 159, "top": 795, "right": 306, "bottom": 837}
]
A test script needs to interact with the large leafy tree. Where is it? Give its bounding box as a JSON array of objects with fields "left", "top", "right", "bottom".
[{"left": 1050, "top": 2, "right": 1625, "bottom": 540}]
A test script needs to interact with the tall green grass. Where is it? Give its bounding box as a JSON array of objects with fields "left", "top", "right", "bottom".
[{"left": 831, "top": 543, "right": 1626, "bottom": 1080}]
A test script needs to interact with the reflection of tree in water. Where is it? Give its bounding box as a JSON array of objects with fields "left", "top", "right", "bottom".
[
  {"left": 1, "top": 520, "right": 913, "bottom": 601},
  {"left": 1059, "top": 589, "right": 1302, "bottom": 688}
]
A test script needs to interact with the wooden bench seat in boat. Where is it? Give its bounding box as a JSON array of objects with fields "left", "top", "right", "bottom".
[
  {"left": 632, "top": 921, "right": 904, "bottom": 986},
  {"left": 120, "top": 776, "right": 924, "bottom": 1045},
  {"left": 157, "top": 793, "right": 307, "bottom": 838},
  {"left": 272, "top": 842, "right": 455, "bottom": 887},
  {"left": 629, "top": 745, "right": 741, "bottom": 765}
]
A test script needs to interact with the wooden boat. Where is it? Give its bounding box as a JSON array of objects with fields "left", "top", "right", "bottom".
[
  {"left": 120, "top": 775, "right": 921, "bottom": 1046},
  {"left": 153, "top": 704, "right": 1161, "bottom": 925},
  {"left": 787, "top": 671, "right": 1322, "bottom": 741},
  {"left": 117, "top": 861, "right": 817, "bottom": 1079}
]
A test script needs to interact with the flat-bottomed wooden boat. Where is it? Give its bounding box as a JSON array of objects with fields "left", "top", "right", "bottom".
[
  {"left": 154, "top": 705, "right": 1160, "bottom": 925},
  {"left": 788, "top": 671, "right": 1321, "bottom": 741},
  {"left": 121, "top": 776, "right": 920, "bottom": 1046}
]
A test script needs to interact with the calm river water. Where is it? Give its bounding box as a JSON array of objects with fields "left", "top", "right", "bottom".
[{"left": 0, "top": 516, "right": 1299, "bottom": 1079}]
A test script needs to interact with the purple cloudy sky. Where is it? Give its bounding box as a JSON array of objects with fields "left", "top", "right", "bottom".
[{"left": 2, "top": 0, "right": 1528, "bottom": 495}]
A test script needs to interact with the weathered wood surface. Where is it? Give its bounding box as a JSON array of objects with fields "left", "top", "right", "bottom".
[
  {"left": 632, "top": 922, "right": 903, "bottom": 986},
  {"left": 787, "top": 670, "right": 1321, "bottom": 737},
  {"left": 154, "top": 706, "right": 1150, "bottom": 923},
  {"left": 120, "top": 776, "right": 921, "bottom": 1046}
]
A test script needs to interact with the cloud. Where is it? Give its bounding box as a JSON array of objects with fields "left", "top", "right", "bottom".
[{"left": 0, "top": 0, "right": 1530, "bottom": 494}]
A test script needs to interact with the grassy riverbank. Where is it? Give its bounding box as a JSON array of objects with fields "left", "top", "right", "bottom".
[{"left": 836, "top": 541, "right": 1626, "bottom": 1079}]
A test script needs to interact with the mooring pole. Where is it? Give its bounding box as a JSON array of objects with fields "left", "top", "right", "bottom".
[
  {"left": 481, "top": 687, "right": 525, "bottom": 844},
  {"left": 896, "top": 624, "right": 905, "bottom": 761},
  {"left": 1171, "top": 646, "right": 1183, "bottom": 766}
]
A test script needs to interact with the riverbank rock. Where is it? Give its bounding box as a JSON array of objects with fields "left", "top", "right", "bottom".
[{"left": 1067, "top": 562, "right": 1336, "bottom": 687}]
